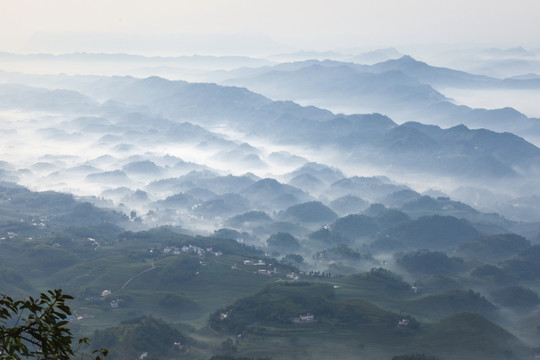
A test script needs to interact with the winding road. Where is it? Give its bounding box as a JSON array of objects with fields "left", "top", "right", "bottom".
[{"left": 120, "top": 262, "right": 155, "bottom": 290}]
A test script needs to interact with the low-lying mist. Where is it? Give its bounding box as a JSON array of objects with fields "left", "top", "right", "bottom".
[
  {"left": 441, "top": 87, "right": 540, "bottom": 119},
  {"left": 2, "top": 49, "right": 540, "bottom": 360}
]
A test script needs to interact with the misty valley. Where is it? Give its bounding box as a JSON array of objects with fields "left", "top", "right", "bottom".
[{"left": 2, "top": 48, "right": 540, "bottom": 360}]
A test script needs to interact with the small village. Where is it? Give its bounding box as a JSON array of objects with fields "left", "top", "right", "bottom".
[
  {"left": 292, "top": 313, "right": 315, "bottom": 324},
  {"left": 161, "top": 244, "right": 223, "bottom": 257}
]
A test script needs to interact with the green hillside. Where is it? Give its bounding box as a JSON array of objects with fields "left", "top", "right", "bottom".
[
  {"left": 401, "top": 289, "right": 497, "bottom": 320},
  {"left": 91, "top": 316, "right": 204, "bottom": 360},
  {"left": 372, "top": 215, "right": 479, "bottom": 251},
  {"left": 395, "top": 250, "right": 465, "bottom": 275},
  {"left": 335, "top": 268, "right": 415, "bottom": 303},
  {"left": 418, "top": 312, "right": 528, "bottom": 360},
  {"left": 205, "top": 282, "right": 526, "bottom": 360},
  {"left": 0, "top": 184, "right": 536, "bottom": 360},
  {"left": 458, "top": 233, "right": 531, "bottom": 262}
]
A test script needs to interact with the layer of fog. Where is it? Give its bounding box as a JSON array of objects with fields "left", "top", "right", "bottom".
[
  {"left": 2, "top": 84, "right": 540, "bottom": 350},
  {"left": 2, "top": 47, "right": 540, "bottom": 360},
  {"left": 411, "top": 46, "right": 540, "bottom": 78},
  {"left": 2, "top": 105, "right": 538, "bottom": 235},
  {"left": 0, "top": 110, "right": 309, "bottom": 191},
  {"left": 2, "top": 48, "right": 540, "bottom": 228},
  {"left": 440, "top": 87, "right": 540, "bottom": 119}
]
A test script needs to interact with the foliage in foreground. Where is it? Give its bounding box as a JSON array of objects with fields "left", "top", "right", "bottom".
[{"left": 0, "top": 289, "right": 107, "bottom": 360}]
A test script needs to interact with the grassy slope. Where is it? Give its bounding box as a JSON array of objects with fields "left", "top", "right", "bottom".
[
  {"left": 0, "top": 186, "right": 536, "bottom": 359},
  {"left": 207, "top": 282, "right": 528, "bottom": 360}
]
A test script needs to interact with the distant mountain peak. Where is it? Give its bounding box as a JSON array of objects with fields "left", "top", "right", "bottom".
[
  {"left": 392, "top": 55, "right": 426, "bottom": 66},
  {"left": 399, "top": 54, "right": 416, "bottom": 61},
  {"left": 449, "top": 124, "right": 469, "bottom": 132},
  {"left": 368, "top": 55, "right": 431, "bottom": 74}
]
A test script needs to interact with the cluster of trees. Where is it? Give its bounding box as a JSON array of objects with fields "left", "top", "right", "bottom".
[
  {"left": 395, "top": 250, "right": 463, "bottom": 275},
  {"left": 314, "top": 244, "right": 372, "bottom": 262}
]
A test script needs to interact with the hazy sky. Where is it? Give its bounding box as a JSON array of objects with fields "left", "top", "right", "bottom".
[{"left": 2, "top": 0, "right": 540, "bottom": 55}]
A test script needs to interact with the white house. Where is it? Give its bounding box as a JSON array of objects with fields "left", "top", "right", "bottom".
[
  {"left": 397, "top": 319, "right": 409, "bottom": 328},
  {"left": 293, "top": 313, "right": 315, "bottom": 323}
]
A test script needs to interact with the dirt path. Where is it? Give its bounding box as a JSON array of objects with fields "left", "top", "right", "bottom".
[{"left": 120, "top": 262, "right": 155, "bottom": 290}]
